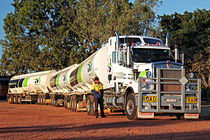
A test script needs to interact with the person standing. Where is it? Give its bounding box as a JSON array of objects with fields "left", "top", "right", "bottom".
[{"left": 91, "top": 77, "right": 106, "bottom": 118}]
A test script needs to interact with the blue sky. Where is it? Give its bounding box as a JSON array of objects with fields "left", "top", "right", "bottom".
[{"left": 0, "top": 0, "right": 209, "bottom": 57}]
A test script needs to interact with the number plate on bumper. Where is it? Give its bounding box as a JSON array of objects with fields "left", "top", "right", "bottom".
[
  {"left": 143, "top": 96, "right": 157, "bottom": 103},
  {"left": 186, "top": 97, "right": 198, "bottom": 103}
]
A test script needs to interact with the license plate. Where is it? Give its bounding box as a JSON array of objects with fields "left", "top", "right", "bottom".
[
  {"left": 166, "top": 99, "right": 177, "bottom": 103},
  {"left": 186, "top": 97, "right": 198, "bottom": 103},
  {"left": 143, "top": 96, "right": 157, "bottom": 102}
]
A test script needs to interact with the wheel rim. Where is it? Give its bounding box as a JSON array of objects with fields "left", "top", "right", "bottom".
[{"left": 126, "top": 99, "right": 134, "bottom": 115}]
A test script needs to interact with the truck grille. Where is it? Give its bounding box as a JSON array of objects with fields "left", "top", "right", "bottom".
[{"left": 160, "top": 69, "right": 181, "bottom": 92}]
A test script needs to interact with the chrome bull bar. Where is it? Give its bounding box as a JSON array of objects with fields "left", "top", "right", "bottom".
[{"left": 137, "top": 68, "right": 201, "bottom": 114}]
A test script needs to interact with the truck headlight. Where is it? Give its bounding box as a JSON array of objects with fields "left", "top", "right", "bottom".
[
  {"left": 186, "top": 84, "right": 195, "bottom": 91},
  {"left": 141, "top": 83, "right": 151, "bottom": 90},
  {"left": 141, "top": 79, "right": 154, "bottom": 90}
]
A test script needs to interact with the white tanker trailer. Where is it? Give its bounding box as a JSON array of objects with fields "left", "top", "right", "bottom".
[
  {"left": 8, "top": 32, "right": 201, "bottom": 120},
  {"left": 8, "top": 70, "right": 55, "bottom": 104}
]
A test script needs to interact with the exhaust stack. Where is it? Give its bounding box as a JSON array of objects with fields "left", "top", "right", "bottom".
[
  {"left": 165, "top": 32, "right": 169, "bottom": 47},
  {"left": 115, "top": 31, "right": 119, "bottom": 51}
]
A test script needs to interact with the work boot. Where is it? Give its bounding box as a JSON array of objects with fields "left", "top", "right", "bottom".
[{"left": 101, "top": 115, "right": 106, "bottom": 118}]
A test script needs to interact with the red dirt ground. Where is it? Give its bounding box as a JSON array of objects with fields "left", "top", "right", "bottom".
[{"left": 0, "top": 101, "right": 210, "bottom": 140}]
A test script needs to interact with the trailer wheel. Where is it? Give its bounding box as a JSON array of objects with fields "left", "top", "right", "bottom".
[
  {"left": 87, "top": 95, "right": 94, "bottom": 116},
  {"left": 176, "top": 113, "right": 185, "bottom": 120},
  {"left": 52, "top": 96, "right": 56, "bottom": 106},
  {"left": 43, "top": 96, "right": 46, "bottom": 105},
  {"left": 125, "top": 94, "right": 138, "bottom": 120},
  {"left": 69, "top": 96, "right": 72, "bottom": 110},
  {"left": 67, "top": 98, "right": 70, "bottom": 109},
  {"left": 9, "top": 95, "right": 13, "bottom": 104},
  {"left": 13, "top": 95, "right": 17, "bottom": 104},
  {"left": 50, "top": 96, "right": 53, "bottom": 106},
  {"left": 72, "top": 95, "right": 77, "bottom": 112},
  {"left": 17, "top": 96, "right": 21, "bottom": 104},
  {"left": 50, "top": 96, "right": 54, "bottom": 106},
  {"left": 41, "top": 96, "right": 43, "bottom": 105},
  {"left": 64, "top": 96, "right": 67, "bottom": 109}
]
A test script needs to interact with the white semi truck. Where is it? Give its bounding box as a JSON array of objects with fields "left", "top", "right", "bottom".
[{"left": 8, "top": 32, "right": 201, "bottom": 120}]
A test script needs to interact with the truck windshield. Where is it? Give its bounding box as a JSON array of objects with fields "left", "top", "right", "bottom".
[{"left": 131, "top": 48, "right": 171, "bottom": 63}]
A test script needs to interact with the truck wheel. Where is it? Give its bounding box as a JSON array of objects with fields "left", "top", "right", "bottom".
[
  {"left": 87, "top": 96, "right": 94, "bottom": 116},
  {"left": 125, "top": 94, "right": 138, "bottom": 120},
  {"left": 176, "top": 113, "right": 185, "bottom": 120}
]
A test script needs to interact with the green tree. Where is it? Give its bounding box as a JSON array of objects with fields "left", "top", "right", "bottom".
[
  {"left": 67, "top": 0, "right": 161, "bottom": 51},
  {"left": 132, "top": 0, "right": 161, "bottom": 36},
  {"left": 0, "top": 0, "right": 79, "bottom": 75}
]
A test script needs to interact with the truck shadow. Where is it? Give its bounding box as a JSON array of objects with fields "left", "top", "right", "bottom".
[
  {"left": 0, "top": 119, "right": 209, "bottom": 134},
  {"left": 54, "top": 130, "right": 210, "bottom": 140}
]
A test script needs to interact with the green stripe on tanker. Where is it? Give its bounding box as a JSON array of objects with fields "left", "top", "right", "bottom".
[
  {"left": 22, "top": 77, "right": 30, "bottom": 87},
  {"left": 56, "top": 74, "right": 60, "bottom": 87},
  {"left": 77, "top": 64, "right": 83, "bottom": 83}
]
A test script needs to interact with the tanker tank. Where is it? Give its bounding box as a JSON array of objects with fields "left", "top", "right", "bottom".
[{"left": 8, "top": 70, "right": 56, "bottom": 104}]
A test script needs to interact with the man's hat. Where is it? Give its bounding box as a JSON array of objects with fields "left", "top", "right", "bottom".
[{"left": 94, "top": 77, "right": 99, "bottom": 80}]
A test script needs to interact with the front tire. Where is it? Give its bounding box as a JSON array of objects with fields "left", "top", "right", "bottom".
[
  {"left": 87, "top": 95, "right": 94, "bottom": 116},
  {"left": 125, "top": 94, "right": 138, "bottom": 120}
]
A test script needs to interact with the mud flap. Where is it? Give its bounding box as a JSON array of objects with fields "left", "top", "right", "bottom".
[
  {"left": 184, "top": 113, "right": 199, "bottom": 119},
  {"left": 138, "top": 112, "right": 154, "bottom": 118}
]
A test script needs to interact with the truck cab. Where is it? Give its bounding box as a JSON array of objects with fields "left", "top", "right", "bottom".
[{"left": 107, "top": 35, "right": 181, "bottom": 92}]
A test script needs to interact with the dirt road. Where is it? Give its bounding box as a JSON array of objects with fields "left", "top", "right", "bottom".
[{"left": 0, "top": 101, "right": 210, "bottom": 140}]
